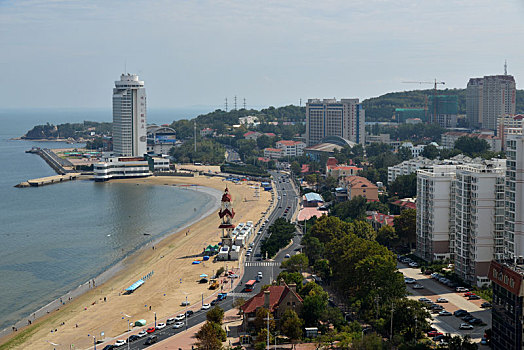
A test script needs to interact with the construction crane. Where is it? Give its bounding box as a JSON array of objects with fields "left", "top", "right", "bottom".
[{"left": 402, "top": 79, "right": 445, "bottom": 124}]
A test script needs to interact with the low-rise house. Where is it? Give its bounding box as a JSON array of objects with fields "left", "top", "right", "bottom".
[
  {"left": 276, "top": 140, "right": 306, "bottom": 157},
  {"left": 241, "top": 280, "right": 303, "bottom": 330},
  {"left": 367, "top": 211, "right": 397, "bottom": 231},
  {"left": 326, "top": 165, "right": 362, "bottom": 178},
  {"left": 263, "top": 148, "right": 283, "bottom": 159},
  {"left": 339, "top": 176, "right": 379, "bottom": 201}
]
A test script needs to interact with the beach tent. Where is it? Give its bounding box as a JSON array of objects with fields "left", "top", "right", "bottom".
[
  {"left": 200, "top": 274, "right": 208, "bottom": 278},
  {"left": 134, "top": 319, "right": 146, "bottom": 327},
  {"left": 203, "top": 256, "right": 210, "bottom": 261},
  {"left": 192, "top": 261, "right": 201, "bottom": 265},
  {"left": 125, "top": 279, "right": 144, "bottom": 293}
]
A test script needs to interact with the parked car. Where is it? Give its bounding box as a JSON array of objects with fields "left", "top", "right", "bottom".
[
  {"left": 454, "top": 309, "right": 468, "bottom": 317},
  {"left": 201, "top": 303, "right": 211, "bottom": 310},
  {"left": 185, "top": 310, "right": 194, "bottom": 317},
  {"left": 464, "top": 292, "right": 475, "bottom": 297},
  {"left": 114, "top": 339, "right": 126, "bottom": 347},
  {"left": 173, "top": 321, "right": 185, "bottom": 329},
  {"left": 469, "top": 318, "right": 483, "bottom": 325},
  {"left": 137, "top": 330, "right": 148, "bottom": 338},
  {"left": 413, "top": 284, "right": 424, "bottom": 289},
  {"left": 155, "top": 323, "right": 166, "bottom": 330},
  {"left": 436, "top": 298, "right": 448, "bottom": 303},
  {"left": 146, "top": 327, "right": 156, "bottom": 334},
  {"left": 468, "top": 295, "right": 481, "bottom": 300},
  {"left": 418, "top": 297, "right": 431, "bottom": 303},
  {"left": 456, "top": 287, "right": 469, "bottom": 292},
  {"left": 460, "top": 323, "right": 474, "bottom": 330},
  {"left": 175, "top": 314, "right": 185, "bottom": 321},
  {"left": 128, "top": 335, "right": 140, "bottom": 342},
  {"left": 102, "top": 345, "right": 115, "bottom": 350},
  {"left": 144, "top": 335, "right": 157, "bottom": 345},
  {"left": 439, "top": 310, "right": 452, "bottom": 316},
  {"left": 481, "top": 302, "right": 492, "bottom": 308},
  {"left": 181, "top": 300, "right": 190, "bottom": 306},
  {"left": 405, "top": 278, "right": 416, "bottom": 284},
  {"left": 427, "top": 330, "right": 443, "bottom": 337}
]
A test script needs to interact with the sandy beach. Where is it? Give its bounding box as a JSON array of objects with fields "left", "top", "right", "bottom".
[{"left": 0, "top": 173, "right": 271, "bottom": 350}]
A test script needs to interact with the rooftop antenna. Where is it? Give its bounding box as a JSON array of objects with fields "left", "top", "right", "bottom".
[
  {"left": 234, "top": 96, "right": 237, "bottom": 111},
  {"left": 225, "top": 98, "right": 228, "bottom": 112},
  {"left": 243, "top": 98, "right": 246, "bottom": 110},
  {"left": 299, "top": 98, "right": 302, "bottom": 107},
  {"left": 504, "top": 60, "right": 508, "bottom": 75}
]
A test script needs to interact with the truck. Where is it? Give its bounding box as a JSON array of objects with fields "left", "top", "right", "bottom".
[
  {"left": 209, "top": 279, "right": 219, "bottom": 290},
  {"left": 217, "top": 292, "right": 228, "bottom": 301}
]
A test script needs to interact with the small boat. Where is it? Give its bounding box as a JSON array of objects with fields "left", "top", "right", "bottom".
[{"left": 143, "top": 233, "right": 151, "bottom": 236}]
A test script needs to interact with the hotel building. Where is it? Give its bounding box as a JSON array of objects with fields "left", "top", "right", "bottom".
[
  {"left": 113, "top": 74, "right": 147, "bottom": 157},
  {"left": 305, "top": 98, "right": 365, "bottom": 146}
]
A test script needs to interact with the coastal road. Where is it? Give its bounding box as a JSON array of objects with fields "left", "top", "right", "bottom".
[{"left": 118, "top": 170, "right": 301, "bottom": 350}]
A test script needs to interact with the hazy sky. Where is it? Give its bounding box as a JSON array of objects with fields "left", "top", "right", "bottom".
[{"left": 2, "top": 0, "right": 524, "bottom": 110}]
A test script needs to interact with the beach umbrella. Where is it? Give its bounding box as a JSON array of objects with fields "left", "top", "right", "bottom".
[{"left": 200, "top": 273, "right": 208, "bottom": 278}]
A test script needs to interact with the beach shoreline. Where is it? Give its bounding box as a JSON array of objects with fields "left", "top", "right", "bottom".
[
  {"left": 0, "top": 181, "right": 222, "bottom": 342},
  {"left": 0, "top": 174, "right": 271, "bottom": 350}
]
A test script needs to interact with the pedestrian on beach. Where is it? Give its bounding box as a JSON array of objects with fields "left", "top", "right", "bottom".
[
  {"left": 149, "top": 305, "right": 151, "bottom": 311},
  {"left": 104, "top": 296, "right": 106, "bottom": 302}
]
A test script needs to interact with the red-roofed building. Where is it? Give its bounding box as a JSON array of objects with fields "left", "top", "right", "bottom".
[
  {"left": 326, "top": 165, "right": 362, "bottom": 178},
  {"left": 276, "top": 140, "right": 306, "bottom": 157},
  {"left": 339, "top": 176, "right": 378, "bottom": 201},
  {"left": 241, "top": 280, "right": 303, "bottom": 329},
  {"left": 257, "top": 157, "right": 271, "bottom": 163},
  {"left": 264, "top": 132, "right": 277, "bottom": 137},
  {"left": 392, "top": 199, "right": 417, "bottom": 211},
  {"left": 367, "top": 211, "right": 397, "bottom": 231},
  {"left": 244, "top": 131, "right": 262, "bottom": 140},
  {"left": 263, "top": 148, "right": 284, "bottom": 159},
  {"left": 326, "top": 157, "right": 338, "bottom": 167},
  {"left": 301, "top": 164, "right": 310, "bottom": 174}
]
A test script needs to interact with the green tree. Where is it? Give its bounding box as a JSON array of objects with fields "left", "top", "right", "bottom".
[
  {"left": 301, "top": 235, "right": 324, "bottom": 264},
  {"left": 301, "top": 282, "right": 329, "bottom": 326},
  {"left": 448, "top": 335, "right": 478, "bottom": 350},
  {"left": 394, "top": 209, "right": 416, "bottom": 249},
  {"left": 454, "top": 136, "right": 490, "bottom": 157},
  {"left": 331, "top": 196, "right": 368, "bottom": 221},
  {"left": 366, "top": 143, "right": 392, "bottom": 157},
  {"left": 195, "top": 321, "right": 225, "bottom": 350},
  {"left": 376, "top": 225, "right": 398, "bottom": 248},
  {"left": 398, "top": 146, "right": 413, "bottom": 161},
  {"left": 280, "top": 253, "right": 309, "bottom": 272},
  {"left": 307, "top": 215, "right": 354, "bottom": 244},
  {"left": 255, "top": 328, "right": 274, "bottom": 345},
  {"left": 313, "top": 259, "right": 332, "bottom": 282},
  {"left": 280, "top": 309, "right": 304, "bottom": 347},
  {"left": 420, "top": 144, "right": 439, "bottom": 160},
  {"left": 277, "top": 271, "right": 304, "bottom": 291},
  {"left": 254, "top": 308, "right": 275, "bottom": 332},
  {"left": 389, "top": 173, "right": 417, "bottom": 198},
  {"left": 291, "top": 161, "right": 301, "bottom": 175},
  {"left": 353, "top": 221, "right": 376, "bottom": 241},
  {"left": 256, "top": 135, "right": 272, "bottom": 149},
  {"left": 206, "top": 306, "right": 225, "bottom": 324}
]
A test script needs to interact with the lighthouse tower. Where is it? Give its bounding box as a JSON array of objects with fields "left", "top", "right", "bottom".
[{"left": 218, "top": 187, "right": 235, "bottom": 248}]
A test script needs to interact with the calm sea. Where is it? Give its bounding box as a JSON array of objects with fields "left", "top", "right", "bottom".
[{"left": 0, "top": 108, "right": 214, "bottom": 330}]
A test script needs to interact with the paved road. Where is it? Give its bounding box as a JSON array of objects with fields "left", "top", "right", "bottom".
[
  {"left": 400, "top": 263, "right": 490, "bottom": 344},
  {"left": 107, "top": 171, "right": 301, "bottom": 350}
]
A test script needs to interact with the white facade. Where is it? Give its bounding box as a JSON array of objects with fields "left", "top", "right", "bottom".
[
  {"left": 453, "top": 161, "right": 506, "bottom": 287},
  {"left": 306, "top": 98, "right": 365, "bottom": 146},
  {"left": 276, "top": 140, "right": 306, "bottom": 157},
  {"left": 388, "top": 157, "right": 435, "bottom": 183},
  {"left": 441, "top": 132, "right": 502, "bottom": 152},
  {"left": 416, "top": 165, "right": 457, "bottom": 261},
  {"left": 93, "top": 157, "right": 151, "bottom": 181},
  {"left": 263, "top": 148, "right": 283, "bottom": 159},
  {"left": 504, "top": 135, "right": 524, "bottom": 262},
  {"left": 113, "top": 74, "right": 147, "bottom": 157}
]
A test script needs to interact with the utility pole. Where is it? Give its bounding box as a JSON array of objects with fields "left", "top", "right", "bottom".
[
  {"left": 390, "top": 302, "right": 394, "bottom": 342},
  {"left": 299, "top": 98, "right": 302, "bottom": 107},
  {"left": 225, "top": 98, "right": 228, "bottom": 112},
  {"left": 234, "top": 95, "right": 237, "bottom": 111},
  {"left": 243, "top": 98, "right": 246, "bottom": 110},
  {"left": 194, "top": 120, "right": 197, "bottom": 154},
  {"left": 267, "top": 312, "right": 270, "bottom": 350}
]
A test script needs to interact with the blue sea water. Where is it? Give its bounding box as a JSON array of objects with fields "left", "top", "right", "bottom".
[{"left": 0, "top": 108, "right": 213, "bottom": 330}]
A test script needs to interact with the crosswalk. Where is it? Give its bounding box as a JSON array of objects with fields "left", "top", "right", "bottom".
[{"left": 245, "top": 261, "right": 280, "bottom": 267}]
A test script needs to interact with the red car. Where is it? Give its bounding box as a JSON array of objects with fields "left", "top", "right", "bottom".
[
  {"left": 146, "top": 327, "right": 156, "bottom": 334},
  {"left": 464, "top": 292, "right": 475, "bottom": 297},
  {"left": 427, "top": 331, "right": 443, "bottom": 337}
]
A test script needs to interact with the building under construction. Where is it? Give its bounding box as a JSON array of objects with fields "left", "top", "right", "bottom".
[{"left": 428, "top": 95, "right": 458, "bottom": 128}]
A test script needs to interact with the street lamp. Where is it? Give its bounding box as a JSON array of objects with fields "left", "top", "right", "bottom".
[
  {"left": 154, "top": 312, "right": 157, "bottom": 328},
  {"left": 121, "top": 313, "right": 132, "bottom": 350},
  {"left": 88, "top": 334, "right": 96, "bottom": 350}
]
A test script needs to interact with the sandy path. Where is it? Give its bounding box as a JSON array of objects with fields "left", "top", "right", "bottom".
[{"left": 0, "top": 175, "right": 270, "bottom": 350}]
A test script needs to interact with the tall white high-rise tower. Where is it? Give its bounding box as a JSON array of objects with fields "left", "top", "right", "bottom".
[{"left": 113, "top": 74, "right": 147, "bottom": 157}]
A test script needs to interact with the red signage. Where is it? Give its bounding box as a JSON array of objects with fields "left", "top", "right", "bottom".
[{"left": 488, "top": 260, "right": 523, "bottom": 296}]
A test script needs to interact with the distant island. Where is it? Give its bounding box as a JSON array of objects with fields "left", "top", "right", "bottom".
[{"left": 21, "top": 121, "right": 112, "bottom": 148}]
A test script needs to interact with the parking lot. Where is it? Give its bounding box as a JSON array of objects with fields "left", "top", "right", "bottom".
[{"left": 399, "top": 261, "right": 491, "bottom": 347}]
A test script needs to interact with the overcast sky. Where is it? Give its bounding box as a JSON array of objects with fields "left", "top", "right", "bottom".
[{"left": 2, "top": 0, "right": 524, "bottom": 110}]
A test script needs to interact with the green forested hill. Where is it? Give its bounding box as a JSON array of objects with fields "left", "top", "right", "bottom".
[{"left": 362, "top": 88, "right": 524, "bottom": 121}]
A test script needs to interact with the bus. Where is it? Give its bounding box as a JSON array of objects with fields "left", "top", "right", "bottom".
[{"left": 245, "top": 280, "right": 256, "bottom": 292}]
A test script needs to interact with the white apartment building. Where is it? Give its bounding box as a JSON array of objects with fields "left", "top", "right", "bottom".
[
  {"left": 263, "top": 148, "right": 283, "bottom": 159},
  {"left": 504, "top": 135, "right": 524, "bottom": 262},
  {"left": 441, "top": 132, "right": 502, "bottom": 152},
  {"left": 306, "top": 98, "right": 365, "bottom": 146},
  {"left": 275, "top": 140, "right": 306, "bottom": 157},
  {"left": 497, "top": 115, "right": 524, "bottom": 149},
  {"left": 113, "top": 74, "right": 147, "bottom": 157},
  {"left": 388, "top": 157, "right": 435, "bottom": 183},
  {"left": 93, "top": 157, "right": 151, "bottom": 181},
  {"left": 416, "top": 165, "right": 458, "bottom": 262},
  {"left": 453, "top": 161, "right": 506, "bottom": 287},
  {"left": 466, "top": 75, "right": 516, "bottom": 130}
]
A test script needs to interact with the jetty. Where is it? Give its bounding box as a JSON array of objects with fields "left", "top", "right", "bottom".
[
  {"left": 15, "top": 173, "right": 80, "bottom": 187},
  {"left": 26, "top": 147, "right": 74, "bottom": 174}
]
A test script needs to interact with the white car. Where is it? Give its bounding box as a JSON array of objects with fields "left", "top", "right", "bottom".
[
  {"left": 114, "top": 339, "right": 126, "bottom": 346},
  {"left": 436, "top": 298, "right": 448, "bottom": 303},
  {"left": 404, "top": 278, "right": 416, "bottom": 284},
  {"left": 201, "top": 303, "right": 211, "bottom": 310},
  {"left": 137, "top": 330, "right": 147, "bottom": 338},
  {"left": 156, "top": 322, "right": 166, "bottom": 330},
  {"left": 409, "top": 262, "right": 419, "bottom": 267},
  {"left": 175, "top": 314, "right": 185, "bottom": 321},
  {"left": 166, "top": 317, "right": 175, "bottom": 325},
  {"left": 412, "top": 284, "right": 424, "bottom": 289},
  {"left": 439, "top": 310, "right": 452, "bottom": 316},
  {"left": 173, "top": 321, "right": 185, "bottom": 329},
  {"left": 459, "top": 323, "right": 474, "bottom": 330}
]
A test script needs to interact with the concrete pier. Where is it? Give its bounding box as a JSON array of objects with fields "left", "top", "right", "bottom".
[{"left": 16, "top": 173, "right": 80, "bottom": 187}]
